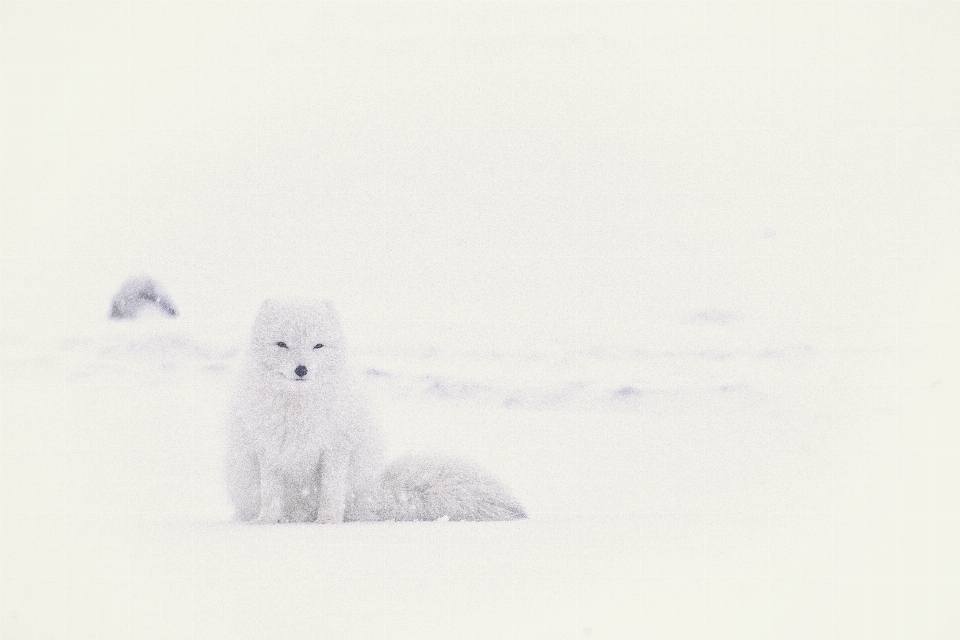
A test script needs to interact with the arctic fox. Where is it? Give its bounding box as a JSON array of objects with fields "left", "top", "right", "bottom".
[{"left": 225, "top": 299, "right": 526, "bottom": 524}]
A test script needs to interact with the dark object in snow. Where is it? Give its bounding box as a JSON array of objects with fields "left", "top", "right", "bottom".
[{"left": 109, "top": 275, "right": 178, "bottom": 319}]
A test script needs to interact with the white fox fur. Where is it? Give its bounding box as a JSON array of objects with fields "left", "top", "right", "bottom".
[{"left": 225, "top": 299, "right": 525, "bottom": 524}]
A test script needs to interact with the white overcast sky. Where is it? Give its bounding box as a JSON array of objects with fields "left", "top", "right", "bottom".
[{"left": 2, "top": 2, "right": 958, "bottom": 338}]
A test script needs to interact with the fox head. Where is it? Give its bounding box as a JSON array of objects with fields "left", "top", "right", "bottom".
[{"left": 248, "top": 298, "right": 348, "bottom": 385}]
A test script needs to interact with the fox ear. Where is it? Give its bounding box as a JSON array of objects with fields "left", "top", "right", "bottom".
[
  {"left": 254, "top": 299, "right": 278, "bottom": 324},
  {"left": 318, "top": 299, "right": 343, "bottom": 328}
]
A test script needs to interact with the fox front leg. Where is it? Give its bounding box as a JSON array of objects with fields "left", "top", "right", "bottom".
[
  {"left": 255, "top": 464, "right": 289, "bottom": 524},
  {"left": 315, "top": 452, "right": 349, "bottom": 524},
  {"left": 225, "top": 441, "right": 262, "bottom": 521}
]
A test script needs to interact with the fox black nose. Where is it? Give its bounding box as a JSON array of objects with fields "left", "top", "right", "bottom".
[{"left": 295, "top": 365, "right": 307, "bottom": 378}]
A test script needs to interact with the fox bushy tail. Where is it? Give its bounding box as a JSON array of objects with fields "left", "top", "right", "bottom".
[{"left": 346, "top": 455, "right": 526, "bottom": 522}]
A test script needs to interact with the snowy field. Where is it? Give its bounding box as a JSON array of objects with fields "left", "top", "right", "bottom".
[
  {"left": 3, "top": 2, "right": 959, "bottom": 639},
  {"left": 1, "top": 314, "right": 956, "bottom": 638}
]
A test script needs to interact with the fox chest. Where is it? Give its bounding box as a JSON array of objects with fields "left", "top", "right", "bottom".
[{"left": 248, "top": 400, "right": 342, "bottom": 473}]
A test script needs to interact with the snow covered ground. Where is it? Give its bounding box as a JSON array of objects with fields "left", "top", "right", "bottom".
[
  {"left": 3, "top": 315, "right": 956, "bottom": 638},
  {"left": 3, "top": 2, "right": 959, "bottom": 639}
]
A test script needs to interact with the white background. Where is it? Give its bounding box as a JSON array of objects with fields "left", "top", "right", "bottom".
[{"left": 2, "top": 2, "right": 958, "bottom": 639}]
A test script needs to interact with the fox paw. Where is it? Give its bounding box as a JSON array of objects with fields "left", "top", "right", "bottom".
[
  {"left": 251, "top": 508, "right": 289, "bottom": 524},
  {"left": 314, "top": 509, "right": 344, "bottom": 525},
  {"left": 250, "top": 515, "right": 283, "bottom": 524}
]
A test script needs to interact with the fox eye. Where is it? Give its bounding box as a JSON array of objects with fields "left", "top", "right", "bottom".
[
  {"left": 313, "top": 343, "right": 324, "bottom": 349},
  {"left": 276, "top": 342, "right": 288, "bottom": 348}
]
